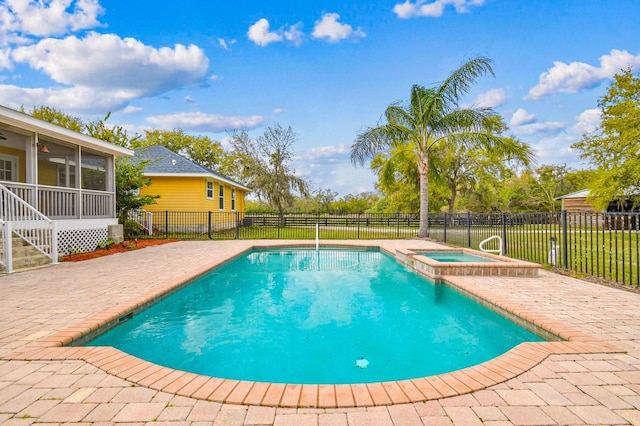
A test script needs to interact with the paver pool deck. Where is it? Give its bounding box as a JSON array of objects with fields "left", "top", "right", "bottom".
[{"left": 1, "top": 239, "right": 640, "bottom": 425}]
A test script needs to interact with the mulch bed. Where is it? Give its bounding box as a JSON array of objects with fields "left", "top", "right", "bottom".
[{"left": 62, "top": 239, "right": 179, "bottom": 262}]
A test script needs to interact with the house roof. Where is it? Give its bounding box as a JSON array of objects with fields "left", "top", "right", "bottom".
[
  {"left": 0, "top": 104, "right": 133, "bottom": 157},
  {"left": 133, "top": 145, "right": 251, "bottom": 191},
  {"left": 555, "top": 189, "right": 591, "bottom": 200}
]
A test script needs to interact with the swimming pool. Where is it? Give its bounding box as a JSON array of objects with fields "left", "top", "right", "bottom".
[{"left": 85, "top": 248, "right": 544, "bottom": 384}]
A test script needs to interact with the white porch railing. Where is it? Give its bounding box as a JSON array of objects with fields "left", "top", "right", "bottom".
[
  {"left": 1, "top": 181, "right": 114, "bottom": 219},
  {"left": 128, "top": 209, "right": 154, "bottom": 235},
  {"left": 0, "top": 184, "right": 58, "bottom": 273}
]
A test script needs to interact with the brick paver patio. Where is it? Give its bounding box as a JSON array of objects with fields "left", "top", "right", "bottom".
[{"left": 1, "top": 240, "right": 639, "bottom": 425}]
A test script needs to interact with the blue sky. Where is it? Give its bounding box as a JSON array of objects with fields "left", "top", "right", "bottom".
[{"left": 1, "top": 0, "right": 640, "bottom": 196}]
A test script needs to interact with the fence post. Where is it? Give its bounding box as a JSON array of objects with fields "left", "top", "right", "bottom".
[
  {"left": 235, "top": 212, "right": 240, "bottom": 239},
  {"left": 397, "top": 212, "right": 400, "bottom": 237},
  {"left": 467, "top": 212, "right": 472, "bottom": 248},
  {"left": 561, "top": 210, "right": 569, "bottom": 269},
  {"left": 208, "top": 211, "right": 212, "bottom": 239},
  {"left": 501, "top": 212, "right": 508, "bottom": 256},
  {"left": 443, "top": 213, "right": 447, "bottom": 242},
  {"left": 165, "top": 211, "right": 169, "bottom": 236},
  {"left": 357, "top": 213, "right": 361, "bottom": 239}
]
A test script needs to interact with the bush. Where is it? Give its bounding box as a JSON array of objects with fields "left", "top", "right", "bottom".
[{"left": 124, "top": 219, "right": 144, "bottom": 239}]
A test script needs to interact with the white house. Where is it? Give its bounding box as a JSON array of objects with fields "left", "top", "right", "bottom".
[{"left": 0, "top": 105, "right": 133, "bottom": 272}]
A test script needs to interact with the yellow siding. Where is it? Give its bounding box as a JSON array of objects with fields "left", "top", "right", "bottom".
[
  {"left": 38, "top": 161, "right": 58, "bottom": 186},
  {"left": 141, "top": 176, "right": 246, "bottom": 212}
]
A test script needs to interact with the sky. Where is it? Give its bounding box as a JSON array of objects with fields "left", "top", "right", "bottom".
[{"left": 1, "top": 0, "right": 640, "bottom": 197}]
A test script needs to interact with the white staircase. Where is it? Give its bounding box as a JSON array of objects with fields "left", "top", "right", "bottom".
[{"left": 0, "top": 184, "right": 58, "bottom": 273}]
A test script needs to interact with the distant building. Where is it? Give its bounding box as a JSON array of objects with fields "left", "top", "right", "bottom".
[
  {"left": 133, "top": 145, "right": 250, "bottom": 233},
  {"left": 555, "top": 189, "right": 597, "bottom": 212}
]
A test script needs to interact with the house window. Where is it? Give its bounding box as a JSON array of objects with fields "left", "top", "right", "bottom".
[
  {"left": 231, "top": 188, "right": 236, "bottom": 211},
  {"left": 0, "top": 154, "right": 18, "bottom": 181},
  {"left": 219, "top": 184, "right": 225, "bottom": 210},
  {"left": 206, "top": 181, "right": 214, "bottom": 199},
  {"left": 57, "top": 164, "right": 76, "bottom": 188}
]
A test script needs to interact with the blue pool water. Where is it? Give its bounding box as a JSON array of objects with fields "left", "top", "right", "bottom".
[
  {"left": 86, "top": 248, "right": 543, "bottom": 384},
  {"left": 419, "top": 252, "right": 497, "bottom": 263}
]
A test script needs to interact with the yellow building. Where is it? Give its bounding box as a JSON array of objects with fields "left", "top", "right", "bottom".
[{"left": 134, "top": 145, "right": 250, "bottom": 233}]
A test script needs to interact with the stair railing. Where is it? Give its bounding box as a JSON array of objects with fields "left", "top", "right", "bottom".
[
  {"left": 0, "top": 184, "right": 58, "bottom": 273},
  {"left": 128, "top": 209, "right": 154, "bottom": 235},
  {"left": 479, "top": 235, "right": 503, "bottom": 257}
]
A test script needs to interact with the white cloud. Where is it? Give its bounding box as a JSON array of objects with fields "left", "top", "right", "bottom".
[
  {"left": 217, "top": 38, "right": 236, "bottom": 51},
  {"left": 529, "top": 135, "right": 579, "bottom": 166},
  {"left": 312, "top": 13, "right": 365, "bottom": 43},
  {"left": 0, "top": 48, "right": 12, "bottom": 70},
  {"left": 474, "top": 88, "right": 506, "bottom": 108},
  {"left": 295, "top": 144, "right": 349, "bottom": 161},
  {"left": 284, "top": 22, "right": 305, "bottom": 46},
  {"left": 122, "top": 105, "right": 142, "bottom": 114},
  {"left": 526, "top": 49, "right": 640, "bottom": 100},
  {"left": 512, "top": 121, "right": 565, "bottom": 136},
  {"left": 11, "top": 32, "right": 209, "bottom": 97},
  {"left": 184, "top": 96, "right": 196, "bottom": 104},
  {"left": 247, "top": 18, "right": 283, "bottom": 47},
  {"left": 292, "top": 144, "right": 375, "bottom": 195},
  {"left": 0, "top": 0, "right": 104, "bottom": 43},
  {"left": 510, "top": 108, "right": 536, "bottom": 126},
  {"left": 247, "top": 18, "right": 305, "bottom": 47},
  {"left": 393, "top": 0, "right": 485, "bottom": 19},
  {"left": 572, "top": 108, "right": 601, "bottom": 135},
  {"left": 145, "top": 111, "right": 266, "bottom": 132},
  {"left": 0, "top": 83, "right": 134, "bottom": 112},
  {"left": 273, "top": 108, "right": 284, "bottom": 114}
]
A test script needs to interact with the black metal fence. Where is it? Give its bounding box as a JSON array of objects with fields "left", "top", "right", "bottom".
[
  {"left": 131, "top": 210, "right": 640, "bottom": 287},
  {"left": 428, "top": 211, "right": 640, "bottom": 287},
  {"left": 131, "top": 211, "right": 421, "bottom": 240}
]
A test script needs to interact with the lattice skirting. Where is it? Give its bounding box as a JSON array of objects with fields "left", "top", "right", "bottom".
[{"left": 58, "top": 228, "right": 109, "bottom": 255}]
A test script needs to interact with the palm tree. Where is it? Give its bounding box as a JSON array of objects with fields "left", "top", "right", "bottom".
[{"left": 351, "top": 56, "right": 533, "bottom": 237}]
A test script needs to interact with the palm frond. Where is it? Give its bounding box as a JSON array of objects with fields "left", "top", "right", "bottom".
[
  {"left": 351, "top": 126, "right": 393, "bottom": 166},
  {"left": 436, "top": 56, "right": 495, "bottom": 108}
]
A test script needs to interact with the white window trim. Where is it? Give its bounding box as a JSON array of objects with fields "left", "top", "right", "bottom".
[
  {"left": 0, "top": 153, "right": 19, "bottom": 182},
  {"left": 206, "top": 181, "right": 214, "bottom": 199},
  {"left": 231, "top": 188, "right": 236, "bottom": 211},
  {"left": 218, "top": 184, "right": 225, "bottom": 210}
]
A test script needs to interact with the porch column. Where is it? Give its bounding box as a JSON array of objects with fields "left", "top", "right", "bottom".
[
  {"left": 31, "top": 133, "right": 39, "bottom": 207},
  {"left": 77, "top": 145, "right": 82, "bottom": 219}
]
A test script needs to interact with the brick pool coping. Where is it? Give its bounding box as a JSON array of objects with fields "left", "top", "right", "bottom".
[{"left": 5, "top": 242, "right": 624, "bottom": 408}]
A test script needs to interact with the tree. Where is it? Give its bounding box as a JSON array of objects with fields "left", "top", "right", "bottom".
[
  {"left": 433, "top": 116, "right": 533, "bottom": 214},
  {"left": 229, "top": 124, "right": 309, "bottom": 220},
  {"left": 135, "top": 129, "right": 225, "bottom": 170},
  {"left": 369, "top": 146, "right": 421, "bottom": 213},
  {"left": 572, "top": 68, "right": 640, "bottom": 210},
  {"left": 294, "top": 188, "right": 338, "bottom": 213},
  {"left": 351, "top": 56, "right": 534, "bottom": 236},
  {"left": 22, "top": 105, "right": 84, "bottom": 133}
]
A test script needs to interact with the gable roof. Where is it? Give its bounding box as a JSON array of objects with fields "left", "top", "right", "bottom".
[
  {"left": 133, "top": 145, "right": 250, "bottom": 191},
  {"left": 0, "top": 104, "right": 132, "bottom": 157}
]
